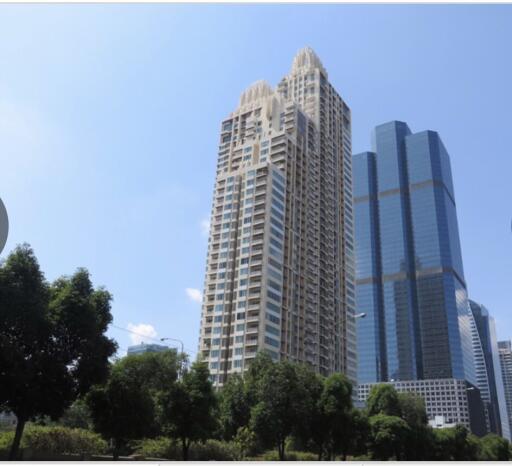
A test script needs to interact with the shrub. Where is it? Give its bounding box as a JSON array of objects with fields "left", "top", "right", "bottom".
[
  {"left": 133, "top": 438, "right": 239, "bottom": 461},
  {"left": 0, "top": 425, "right": 107, "bottom": 456},
  {"left": 190, "top": 439, "right": 239, "bottom": 460},
  {"left": 132, "top": 437, "right": 181, "bottom": 460},
  {"left": 258, "top": 449, "right": 317, "bottom": 461}
]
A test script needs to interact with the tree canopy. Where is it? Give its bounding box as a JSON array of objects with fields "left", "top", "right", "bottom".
[{"left": 0, "top": 244, "right": 116, "bottom": 459}]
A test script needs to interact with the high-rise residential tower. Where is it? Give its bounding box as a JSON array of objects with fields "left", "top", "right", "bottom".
[
  {"left": 198, "top": 48, "right": 356, "bottom": 386},
  {"left": 353, "top": 121, "right": 476, "bottom": 386},
  {"left": 498, "top": 340, "right": 512, "bottom": 436},
  {"left": 470, "top": 300, "right": 511, "bottom": 439}
]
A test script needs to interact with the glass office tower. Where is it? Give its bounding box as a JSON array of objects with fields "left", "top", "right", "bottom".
[
  {"left": 354, "top": 121, "right": 475, "bottom": 386},
  {"left": 498, "top": 340, "right": 512, "bottom": 437},
  {"left": 470, "top": 301, "right": 511, "bottom": 440}
]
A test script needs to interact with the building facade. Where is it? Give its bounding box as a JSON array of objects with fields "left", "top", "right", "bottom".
[
  {"left": 498, "top": 340, "right": 512, "bottom": 436},
  {"left": 469, "top": 301, "right": 510, "bottom": 439},
  {"left": 198, "top": 48, "right": 357, "bottom": 385},
  {"left": 358, "top": 378, "right": 486, "bottom": 435},
  {"left": 353, "top": 121, "right": 475, "bottom": 386},
  {"left": 127, "top": 343, "right": 169, "bottom": 355}
]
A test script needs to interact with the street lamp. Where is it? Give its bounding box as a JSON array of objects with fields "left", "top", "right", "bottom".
[
  {"left": 355, "top": 312, "right": 367, "bottom": 319},
  {"left": 160, "top": 337, "right": 184, "bottom": 354},
  {"left": 160, "top": 337, "right": 186, "bottom": 378}
]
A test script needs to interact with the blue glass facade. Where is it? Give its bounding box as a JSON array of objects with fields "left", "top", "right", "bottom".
[
  {"left": 354, "top": 121, "right": 475, "bottom": 386},
  {"left": 470, "top": 301, "right": 511, "bottom": 440}
]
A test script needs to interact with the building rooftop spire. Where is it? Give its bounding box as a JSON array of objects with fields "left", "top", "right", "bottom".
[
  {"left": 239, "top": 80, "right": 274, "bottom": 107},
  {"left": 291, "top": 46, "right": 327, "bottom": 76}
]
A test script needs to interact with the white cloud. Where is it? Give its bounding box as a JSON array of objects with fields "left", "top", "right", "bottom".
[
  {"left": 127, "top": 322, "right": 158, "bottom": 345},
  {"left": 186, "top": 287, "right": 203, "bottom": 304},
  {"left": 200, "top": 218, "right": 211, "bottom": 237}
]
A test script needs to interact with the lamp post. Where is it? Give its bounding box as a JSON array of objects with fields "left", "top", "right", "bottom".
[
  {"left": 355, "top": 312, "right": 367, "bottom": 319},
  {"left": 160, "top": 337, "right": 185, "bottom": 378},
  {"left": 160, "top": 337, "right": 184, "bottom": 355}
]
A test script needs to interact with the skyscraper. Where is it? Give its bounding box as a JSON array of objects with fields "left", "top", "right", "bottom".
[
  {"left": 498, "top": 340, "right": 512, "bottom": 436},
  {"left": 198, "top": 48, "right": 356, "bottom": 386},
  {"left": 470, "top": 300, "right": 510, "bottom": 439},
  {"left": 353, "top": 121, "right": 475, "bottom": 386}
]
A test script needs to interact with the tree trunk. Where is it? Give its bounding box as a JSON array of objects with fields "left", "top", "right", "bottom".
[
  {"left": 278, "top": 440, "right": 285, "bottom": 461},
  {"left": 9, "top": 416, "right": 26, "bottom": 460},
  {"left": 182, "top": 438, "right": 189, "bottom": 461},
  {"left": 112, "top": 439, "right": 120, "bottom": 461}
]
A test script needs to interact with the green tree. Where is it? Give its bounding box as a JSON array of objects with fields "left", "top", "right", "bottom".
[
  {"left": 86, "top": 368, "right": 157, "bottom": 459},
  {"left": 349, "top": 408, "right": 371, "bottom": 458},
  {"left": 59, "top": 398, "right": 92, "bottom": 430},
  {"left": 218, "top": 374, "right": 250, "bottom": 440},
  {"left": 478, "top": 433, "right": 511, "bottom": 460},
  {"left": 293, "top": 366, "right": 325, "bottom": 460},
  {"left": 0, "top": 245, "right": 116, "bottom": 460},
  {"left": 368, "top": 414, "right": 410, "bottom": 460},
  {"left": 432, "top": 424, "right": 479, "bottom": 460},
  {"left": 86, "top": 349, "right": 183, "bottom": 459},
  {"left": 244, "top": 351, "right": 274, "bottom": 405},
  {"left": 318, "top": 373, "right": 354, "bottom": 460},
  {"left": 397, "top": 392, "right": 434, "bottom": 460},
  {"left": 159, "top": 361, "right": 217, "bottom": 460},
  {"left": 366, "top": 384, "right": 402, "bottom": 417},
  {"left": 249, "top": 361, "right": 308, "bottom": 460}
]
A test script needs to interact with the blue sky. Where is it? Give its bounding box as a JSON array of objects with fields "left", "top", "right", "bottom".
[{"left": 0, "top": 4, "right": 511, "bottom": 356}]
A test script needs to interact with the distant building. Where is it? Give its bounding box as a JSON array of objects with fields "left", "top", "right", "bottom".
[
  {"left": 127, "top": 342, "right": 169, "bottom": 355},
  {"left": 429, "top": 415, "right": 458, "bottom": 429},
  {"left": 498, "top": 340, "right": 512, "bottom": 436},
  {"left": 470, "top": 301, "right": 510, "bottom": 440},
  {"left": 358, "top": 378, "right": 487, "bottom": 436},
  {"left": 0, "top": 411, "right": 16, "bottom": 428},
  {"left": 353, "top": 121, "right": 475, "bottom": 386}
]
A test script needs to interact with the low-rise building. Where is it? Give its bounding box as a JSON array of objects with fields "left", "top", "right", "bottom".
[
  {"left": 127, "top": 342, "right": 169, "bottom": 355},
  {"left": 358, "top": 378, "right": 487, "bottom": 436}
]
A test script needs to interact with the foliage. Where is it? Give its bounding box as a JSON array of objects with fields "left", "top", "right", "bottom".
[
  {"left": 86, "top": 365, "right": 158, "bottom": 459},
  {"left": 0, "top": 245, "right": 116, "bottom": 459},
  {"left": 250, "top": 360, "right": 309, "bottom": 460},
  {"left": 366, "top": 384, "right": 402, "bottom": 417},
  {"left": 368, "top": 414, "right": 410, "bottom": 460},
  {"left": 0, "top": 425, "right": 107, "bottom": 457},
  {"left": 58, "top": 399, "right": 92, "bottom": 430},
  {"left": 159, "top": 361, "right": 218, "bottom": 460},
  {"left": 397, "top": 392, "right": 427, "bottom": 427},
  {"left": 218, "top": 374, "right": 250, "bottom": 440},
  {"left": 132, "top": 437, "right": 180, "bottom": 460},
  {"left": 257, "top": 449, "right": 318, "bottom": 461},
  {"left": 432, "top": 424, "right": 479, "bottom": 460},
  {"left": 133, "top": 437, "right": 239, "bottom": 461},
  {"left": 292, "top": 364, "right": 325, "bottom": 459},
  {"left": 317, "top": 373, "right": 354, "bottom": 460},
  {"left": 396, "top": 392, "right": 434, "bottom": 460},
  {"left": 478, "top": 433, "right": 511, "bottom": 461},
  {"left": 233, "top": 426, "right": 259, "bottom": 459}
]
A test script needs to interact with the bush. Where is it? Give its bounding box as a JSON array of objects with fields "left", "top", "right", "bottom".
[
  {"left": 257, "top": 449, "right": 317, "bottom": 461},
  {"left": 133, "top": 438, "right": 239, "bottom": 460},
  {"left": 191, "top": 439, "right": 240, "bottom": 460},
  {"left": 132, "top": 437, "right": 181, "bottom": 460},
  {"left": 0, "top": 425, "right": 107, "bottom": 456}
]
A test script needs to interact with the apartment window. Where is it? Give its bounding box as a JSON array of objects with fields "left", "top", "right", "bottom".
[{"left": 265, "top": 336, "right": 279, "bottom": 348}]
